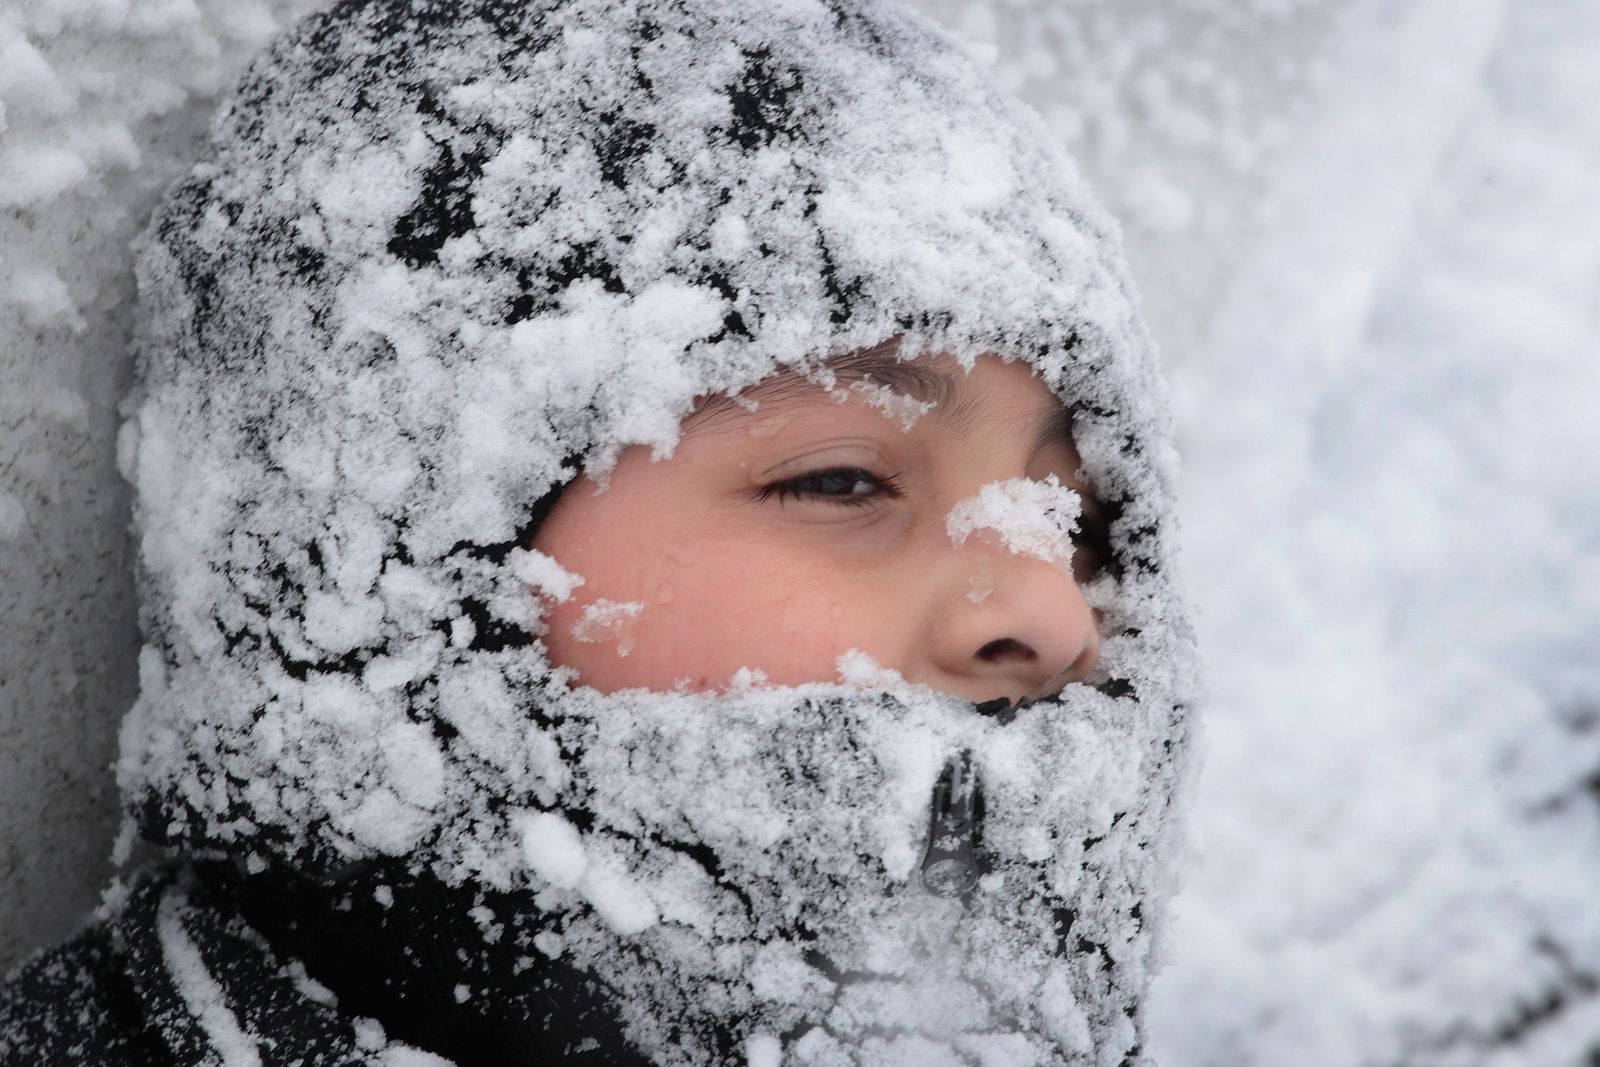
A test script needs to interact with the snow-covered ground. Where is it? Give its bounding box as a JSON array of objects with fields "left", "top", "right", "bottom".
[
  {"left": 1146, "top": 1, "right": 1600, "bottom": 1062},
  {"left": 3, "top": 0, "right": 1596, "bottom": 1062}
]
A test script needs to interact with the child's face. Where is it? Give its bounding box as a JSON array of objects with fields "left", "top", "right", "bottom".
[{"left": 530, "top": 353, "right": 1106, "bottom": 705}]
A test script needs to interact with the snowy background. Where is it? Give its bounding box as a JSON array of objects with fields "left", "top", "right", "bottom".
[{"left": 2, "top": 0, "right": 1597, "bottom": 1063}]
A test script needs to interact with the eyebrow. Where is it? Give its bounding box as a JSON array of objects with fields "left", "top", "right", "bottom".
[
  {"left": 684, "top": 346, "right": 956, "bottom": 428},
  {"left": 687, "top": 345, "right": 1105, "bottom": 520},
  {"left": 695, "top": 348, "right": 1073, "bottom": 442}
]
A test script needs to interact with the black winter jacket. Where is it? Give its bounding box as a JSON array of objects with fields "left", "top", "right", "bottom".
[{"left": 0, "top": 864, "right": 648, "bottom": 1066}]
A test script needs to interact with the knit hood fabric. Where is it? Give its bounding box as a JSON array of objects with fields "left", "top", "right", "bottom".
[{"left": 119, "top": 0, "right": 1197, "bottom": 1062}]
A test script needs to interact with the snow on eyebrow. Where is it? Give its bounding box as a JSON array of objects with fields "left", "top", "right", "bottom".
[
  {"left": 684, "top": 350, "right": 957, "bottom": 433},
  {"left": 845, "top": 378, "right": 938, "bottom": 429},
  {"left": 945, "top": 475, "right": 1082, "bottom": 570}
]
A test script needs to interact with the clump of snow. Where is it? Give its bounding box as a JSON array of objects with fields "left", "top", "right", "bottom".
[
  {"left": 836, "top": 648, "right": 908, "bottom": 690},
  {"left": 285, "top": 958, "right": 338, "bottom": 1005},
  {"left": 577, "top": 847, "right": 660, "bottom": 936},
  {"left": 382, "top": 1045, "right": 455, "bottom": 1067},
  {"left": 521, "top": 807, "right": 660, "bottom": 935},
  {"left": 946, "top": 475, "right": 1082, "bottom": 571},
  {"left": 351, "top": 1016, "right": 386, "bottom": 1052},
  {"left": 518, "top": 811, "right": 588, "bottom": 891},
  {"left": 508, "top": 547, "right": 585, "bottom": 603},
  {"left": 745, "top": 1032, "right": 783, "bottom": 1067}
]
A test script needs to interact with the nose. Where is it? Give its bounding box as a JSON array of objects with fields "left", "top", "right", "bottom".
[{"left": 922, "top": 535, "right": 1100, "bottom": 705}]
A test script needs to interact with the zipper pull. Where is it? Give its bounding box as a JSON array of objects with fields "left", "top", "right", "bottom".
[{"left": 920, "top": 751, "right": 982, "bottom": 898}]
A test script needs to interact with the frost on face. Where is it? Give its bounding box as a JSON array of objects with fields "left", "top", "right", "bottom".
[
  {"left": 570, "top": 599, "right": 644, "bottom": 657},
  {"left": 118, "top": 0, "right": 1194, "bottom": 1062},
  {"left": 846, "top": 378, "right": 939, "bottom": 429},
  {"left": 946, "top": 475, "right": 1083, "bottom": 572},
  {"left": 836, "top": 648, "right": 908, "bottom": 690}
]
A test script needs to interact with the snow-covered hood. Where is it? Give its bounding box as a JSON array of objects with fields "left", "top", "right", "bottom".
[{"left": 119, "top": 0, "right": 1196, "bottom": 1061}]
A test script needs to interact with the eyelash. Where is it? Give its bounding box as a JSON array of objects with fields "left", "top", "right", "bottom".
[{"left": 756, "top": 467, "right": 906, "bottom": 508}]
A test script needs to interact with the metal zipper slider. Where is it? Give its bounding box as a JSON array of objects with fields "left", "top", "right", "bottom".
[{"left": 920, "top": 751, "right": 982, "bottom": 898}]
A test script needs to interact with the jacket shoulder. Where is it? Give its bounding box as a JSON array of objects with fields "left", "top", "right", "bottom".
[{"left": 0, "top": 920, "right": 170, "bottom": 1067}]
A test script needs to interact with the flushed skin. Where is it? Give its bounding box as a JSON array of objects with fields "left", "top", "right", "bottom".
[
  {"left": 536, "top": 354, "right": 1104, "bottom": 703},
  {"left": 0, "top": 0, "right": 1195, "bottom": 1063}
]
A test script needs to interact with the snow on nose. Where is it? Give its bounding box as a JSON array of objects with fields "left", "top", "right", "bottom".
[{"left": 945, "top": 475, "right": 1082, "bottom": 572}]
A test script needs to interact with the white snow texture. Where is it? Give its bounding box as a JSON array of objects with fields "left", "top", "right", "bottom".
[
  {"left": 3, "top": 0, "right": 1598, "bottom": 1065},
  {"left": 0, "top": 0, "right": 334, "bottom": 980},
  {"left": 946, "top": 476, "right": 1083, "bottom": 571}
]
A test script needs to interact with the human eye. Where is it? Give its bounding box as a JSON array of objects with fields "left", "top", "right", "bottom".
[{"left": 755, "top": 466, "right": 905, "bottom": 508}]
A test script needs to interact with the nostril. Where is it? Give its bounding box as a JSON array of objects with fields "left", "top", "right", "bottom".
[{"left": 976, "top": 637, "right": 1035, "bottom": 663}]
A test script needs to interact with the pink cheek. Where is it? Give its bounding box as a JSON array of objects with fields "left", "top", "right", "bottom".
[
  {"left": 608, "top": 561, "right": 783, "bottom": 686},
  {"left": 747, "top": 593, "right": 865, "bottom": 683}
]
